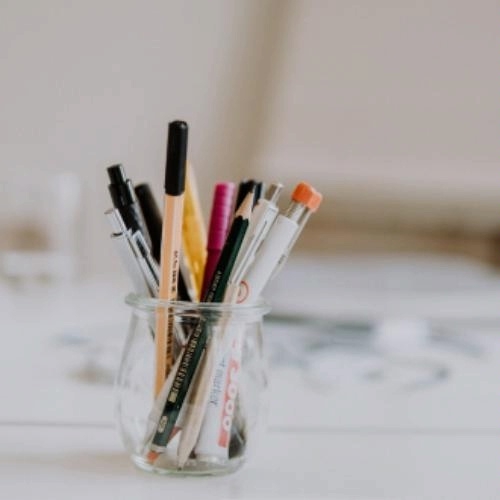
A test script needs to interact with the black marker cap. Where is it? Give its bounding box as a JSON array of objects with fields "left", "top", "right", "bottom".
[{"left": 165, "top": 120, "right": 188, "bottom": 196}]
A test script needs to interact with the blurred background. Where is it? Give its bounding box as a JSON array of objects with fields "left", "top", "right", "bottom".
[
  {"left": 1, "top": 0, "right": 499, "bottom": 281},
  {"left": 1, "top": 2, "right": 500, "bottom": 497}
]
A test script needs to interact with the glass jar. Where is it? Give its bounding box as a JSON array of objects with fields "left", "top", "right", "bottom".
[{"left": 115, "top": 294, "right": 270, "bottom": 476}]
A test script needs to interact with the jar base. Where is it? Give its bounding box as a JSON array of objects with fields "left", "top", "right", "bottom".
[{"left": 131, "top": 453, "right": 245, "bottom": 476}]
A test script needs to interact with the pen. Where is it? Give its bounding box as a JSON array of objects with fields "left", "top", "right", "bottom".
[
  {"left": 201, "top": 182, "right": 236, "bottom": 299},
  {"left": 130, "top": 230, "right": 160, "bottom": 296},
  {"left": 238, "top": 182, "right": 322, "bottom": 304},
  {"left": 135, "top": 182, "right": 197, "bottom": 302},
  {"left": 107, "top": 164, "right": 152, "bottom": 249},
  {"left": 149, "top": 190, "right": 254, "bottom": 457},
  {"left": 134, "top": 183, "right": 162, "bottom": 263},
  {"left": 182, "top": 163, "right": 207, "bottom": 300},
  {"left": 155, "top": 120, "right": 188, "bottom": 396},
  {"left": 270, "top": 182, "right": 322, "bottom": 279},
  {"left": 105, "top": 208, "right": 151, "bottom": 296}
]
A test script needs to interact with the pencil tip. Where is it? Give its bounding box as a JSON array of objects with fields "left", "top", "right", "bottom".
[{"left": 235, "top": 189, "right": 254, "bottom": 219}]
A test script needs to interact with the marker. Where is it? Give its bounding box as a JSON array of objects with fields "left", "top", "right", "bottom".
[
  {"left": 176, "top": 190, "right": 254, "bottom": 466},
  {"left": 203, "top": 190, "right": 254, "bottom": 302},
  {"left": 149, "top": 191, "right": 254, "bottom": 457},
  {"left": 107, "top": 164, "right": 152, "bottom": 249},
  {"left": 238, "top": 182, "right": 322, "bottom": 304},
  {"left": 182, "top": 164, "right": 207, "bottom": 300},
  {"left": 155, "top": 121, "right": 188, "bottom": 396},
  {"left": 201, "top": 182, "right": 236, "bottom": 299},
  {"left": 192, "top": 184, "right": 321, "bottom": 459},
  {"left": 194, "top": 326, "right": 243, "bottom": 462},
  {"left": 192, "top": 185, "right": 283, "bottom": 459}
]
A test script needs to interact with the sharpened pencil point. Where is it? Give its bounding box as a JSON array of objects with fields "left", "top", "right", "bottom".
[{"left": 234, "top": 189, "right": 254, "bottom": 220}]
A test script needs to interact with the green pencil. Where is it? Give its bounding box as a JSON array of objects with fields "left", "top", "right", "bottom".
[{"left": 149, "top": 190, "right": 254, "bottom": 454}]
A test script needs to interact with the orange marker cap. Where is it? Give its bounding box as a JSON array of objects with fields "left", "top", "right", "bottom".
[{"left": 291, "top": 182, "right": 323, "bottom": 212}]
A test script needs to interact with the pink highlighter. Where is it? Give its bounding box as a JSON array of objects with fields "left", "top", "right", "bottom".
[{"left": 201, "top": 182, "right": 236, "bottom": 300}]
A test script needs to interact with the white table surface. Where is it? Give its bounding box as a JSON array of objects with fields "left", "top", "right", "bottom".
[{"left": 1, "top": 269, "right": 500, "bottom": 499}]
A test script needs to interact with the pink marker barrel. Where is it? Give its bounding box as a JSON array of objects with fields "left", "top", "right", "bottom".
[{"left": 201, "top": 182, "right": 236, "bottom": 299}]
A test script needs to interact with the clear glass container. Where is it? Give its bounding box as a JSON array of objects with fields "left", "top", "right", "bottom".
[{"left": 116, "top": 294, "right": 270, "bottom": 476}]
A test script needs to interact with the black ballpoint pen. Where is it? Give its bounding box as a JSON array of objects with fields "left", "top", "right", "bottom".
[{"left": 107, "top": 164, "right": 152, "bottom": 249}]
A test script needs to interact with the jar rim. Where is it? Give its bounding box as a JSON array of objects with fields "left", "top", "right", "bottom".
[{"left": 125, "top": 293, "right": 271, "bottom": 316}]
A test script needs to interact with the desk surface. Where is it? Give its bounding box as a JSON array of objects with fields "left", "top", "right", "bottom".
[{"left": 1, "top": 277, "right": 500, "bottom": 499}]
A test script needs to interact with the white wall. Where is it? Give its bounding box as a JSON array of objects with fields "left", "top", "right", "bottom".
[
  {"left": 253, "top": 0, "right": 500, "bottom": 228},
  {"left": 0, "top": 0, "right": 284, "bottom": 275},
  {"left": 1, "top": 1, "right": 498, "bottom": 277}
]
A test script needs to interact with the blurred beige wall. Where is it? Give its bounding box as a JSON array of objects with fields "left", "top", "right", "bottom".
[
  {"left": 1, "top": 1, "right": 499, "bottom": 277},
  {"left": 0, "top": 0, "right": 287, "bottom": 276},
  {"left": 252, "top": 0, "right": 500, "bottom": 231}
]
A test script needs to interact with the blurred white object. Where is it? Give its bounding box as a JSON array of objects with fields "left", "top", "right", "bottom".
[
  {"left": 0, "top": 172, "right": 81, "bottom": 283},
  {"left": 267, "top": 253, "right": 500, "bottom": 322},
  {"left": 374, "top": 318, "right": 429, "bottom": 354}
]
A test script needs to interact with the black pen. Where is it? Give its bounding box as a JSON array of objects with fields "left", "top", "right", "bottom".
[
  {"left": 134, "top": 183, "right": 162, "bottom": 262},
  {"left": 135, "top": 182, "right": 196, "bottom": 303},
  {"left": 107, "top": 164, "right": 152, "bottom": 248}
]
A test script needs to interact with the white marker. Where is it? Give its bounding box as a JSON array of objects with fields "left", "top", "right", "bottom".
[{"left": 194, "top": 325, "right": 243, "bottom": 461}]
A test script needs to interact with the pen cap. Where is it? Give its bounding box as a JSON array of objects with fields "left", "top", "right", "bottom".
[
  {"left": 291, "top": 182, "right": 323, "bottom": 212},
  {"left": 107, "top": 164, "right": 136, "bottom": 206},
  {"left": 165, "top": 121, "right": 188, "bottom": 196},
  {"left": 207, "top": 182, "right": 236, "bottom": 250}
]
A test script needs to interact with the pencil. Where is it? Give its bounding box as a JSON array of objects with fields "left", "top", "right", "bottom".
[
  {"left": 234, "top": 179, "right": 262, "bottom": 212},
  {"left": 154, "top": 120, "right": 188, "bottom": 396},
  {"left": 149, "top": 190, "right": 254, "bottom": 454},
  {"left": 203, "top": 189, "right": 254, "bottom": 302},
  {"left": 182, "top": 163, "right": 207, "bottom": 300},
  {"left": 177, "top": 190, "right": 254, "bottom": 466}
]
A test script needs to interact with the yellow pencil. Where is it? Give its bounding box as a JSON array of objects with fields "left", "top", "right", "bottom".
[{"left": 182, "top": 163, "right": 207, "bottom": 300}]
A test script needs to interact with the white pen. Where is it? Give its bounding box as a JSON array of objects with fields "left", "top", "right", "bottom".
[
  {"left": 224, "top": 183, "right": 283, "bottom": 302},
  {"left": 106, "top": 208, "right": 151, "bottom": 296},
  {"left": 237, "top": 182, "right": 322, "bottom": 304}
]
